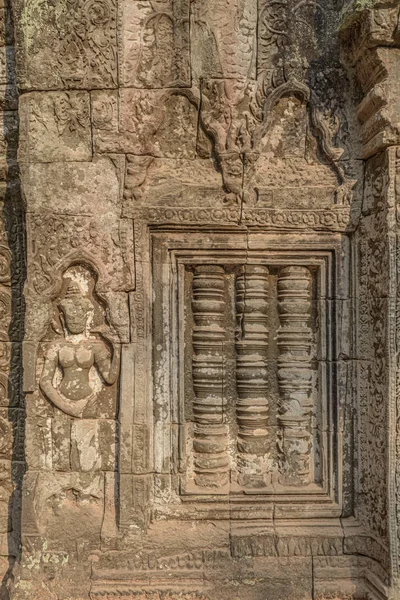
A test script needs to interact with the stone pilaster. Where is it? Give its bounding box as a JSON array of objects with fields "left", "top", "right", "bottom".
[{"left": 341, "top": 3, "right": 400, "bottom": 593}]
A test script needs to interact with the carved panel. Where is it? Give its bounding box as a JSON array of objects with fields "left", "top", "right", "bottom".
[
  {"left": 356, "top": 151, "right": 393, "bottom": 555},
  {"left": 23, "top": 263, "right": 121, "bottom": 557},
  {"left": 39, "top": 269, "right": 120, "bottom": 420},
  {"left": 19, "top": 92, "right": 91, "bottom": 162},
  {"left": 119, "top": 0, "right": 190, "bottom": 88},
  {"left": 146, "top": 231, "right": 341, "bottom": 521},
  {"left": 27, "top": 213, "right": 134, "bottom": 298},
  {"left": 14, "top": 0, "right": 118, "bottom": 89},
  {"left": 191, "top": 0, "right": 257, "bottom": 80},
  {"left": 127, "top": 205, "right": 353, "bottom": 233}
]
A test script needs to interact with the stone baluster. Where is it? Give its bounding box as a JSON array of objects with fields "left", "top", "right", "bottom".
[
  {"left": 277, "top": 266, "right": 313, "bottom": 486},
  {"left": 235, "top": 265, "right": 269, "bottom": 463},
  {"left": 191, "top": 265, "right": 229, "bottom": 488}
]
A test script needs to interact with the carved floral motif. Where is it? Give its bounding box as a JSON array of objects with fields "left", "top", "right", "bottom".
[
  {"left": 357, "top": 152, "right": 392, "bottom": 545},
  {"left": 28, "top": 214, "right": 134, "bottom": 294},
  {"left": 20, "top": 0, "right": 118, "bottom": 88},
  {"left": 53, "top": 92, "right": 90, "bottom": 135}
]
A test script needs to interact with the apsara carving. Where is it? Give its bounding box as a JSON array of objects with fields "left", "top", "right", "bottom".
[{"left": 40, "top": 278, "right": 120, "bottom": 419}]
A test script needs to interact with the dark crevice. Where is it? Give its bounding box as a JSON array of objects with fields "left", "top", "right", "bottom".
[{"left": 0, "top": 0, "right": 26, "bottom": 598}]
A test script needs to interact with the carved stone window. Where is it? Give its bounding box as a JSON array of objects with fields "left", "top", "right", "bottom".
[{"left": 148, "top": 230, "right": 342, "bottom": 521}]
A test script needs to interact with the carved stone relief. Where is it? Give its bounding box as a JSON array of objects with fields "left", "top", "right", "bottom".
[
  {"left": 184, "top": 260, "right": 320, "bottom": 495},
  {"left": 39, "top": 276, "right": 120, "bottom": 420},
  {"left": 19, "top": 91, "right": 92, "bottom": 162},
  {"left": 14, "top": 0, "right": 118, "bottom": 89},
  {"left": 5, "top": 0, "right": 400, "bottom": 598},
  {"left": 119, "top": 0, "right": 190, "bottom": 88},
  {"left": 22, "top": 264, "right": 120, "bottom": 568},
  {"left": 27, "top": 213, "right": 134, "bottom": 298}
]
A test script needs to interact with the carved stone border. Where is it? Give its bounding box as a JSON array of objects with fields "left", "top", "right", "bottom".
[
  {"left": 119, "top": 224, "right": 348, "bottom": 527},
  {"left": 132, "top": 206, "right": 353, "bottom": 232}
]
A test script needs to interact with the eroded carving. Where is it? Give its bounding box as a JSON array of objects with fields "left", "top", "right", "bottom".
[
  {"left": 191, "top": 265, "right": 229, "bottom": 489},
  {"left": 28, "top": 213, "right": 134, "bottom": 295},
  {"left": 192, "top": 0, "right": 257, "bottom": 80},
  {"left": 120, "top": 0, "right": 190, "bottom": 87},
  {"left": 17, "top": 0, "right": 118, "bottom": 88},
  {"left": 11, "top": 0, "right": 400, "bottom": 597},
  {"left": 277, "top": 266, "right": 313, "bottom": 486},
  {"left": 235, "top": 265, "right": 270, "bottom": 486},
  {"left": 40, "top": 279, "right": 120, "bottom": 419}
]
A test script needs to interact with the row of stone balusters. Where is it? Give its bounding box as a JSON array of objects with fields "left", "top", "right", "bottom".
[{"left": 191, "top": 264, "right": 313, "bottom": 489}]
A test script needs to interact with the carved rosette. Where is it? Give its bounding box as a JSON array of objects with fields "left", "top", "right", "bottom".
[
  {"left": 191, "top": 265, "right": 229, "bottom": 488},
  {"left": 277, "top": 266, "right": 313, "bottom": 486},
  {"left": 235, "top": 265, "right": 269, "bottom": 459}
]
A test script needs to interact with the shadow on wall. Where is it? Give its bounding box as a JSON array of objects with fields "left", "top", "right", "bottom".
[{"left": 0, "top": 0, "right": 26, "bottom": 598}]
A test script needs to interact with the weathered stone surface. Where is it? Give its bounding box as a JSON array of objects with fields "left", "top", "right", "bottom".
[
  {"left": 20, "top": 156, "right": 123, "bottom": 213},
  {"left": 119, "top": 0, "right": 190, "bottom": 88},
  {"left": 14, "top": 0, "right": 118, "bottom": 89},
  {"left": 0, "top": 0, "right": 400, "bottom": 598},
  {"left": 19, "top": 91, "right": 92, "bottom": 162},
  {"left": 92, "top": 89, "right": 199, "bottom": 157}
]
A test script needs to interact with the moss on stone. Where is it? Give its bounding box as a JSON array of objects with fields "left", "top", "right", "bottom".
[{"left": 339, "top": 0, "right": 389, "bottom": 32}]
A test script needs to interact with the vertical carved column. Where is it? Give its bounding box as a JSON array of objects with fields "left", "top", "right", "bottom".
[
  {"left": 235, "top": 265, "right": 269, "bottom": 462},
  {"left": 277, "top": 266, "right": 313, "bottom": 486},
  {"left": 341, "top": 9, "right": 400, "bottom": 588},
  {"left": 192, "top": 265, "right": 229, "bottom": 488}
]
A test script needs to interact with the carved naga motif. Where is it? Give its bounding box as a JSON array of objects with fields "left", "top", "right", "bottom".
[
  {"left": 235, "top": 265, "right": 270, "bottom": 483},
  {"left": 186, "top": 0, "right": 355, "bottom": 205},
  {"left": 191, "top": 265, "right": 229, "bottom": 489},
  {"left": 277, "top": 266, "right": 313, "bottom": 486},
  {"left": 136, "top": 0, "right": 190, "bottom": 87},
  {"left": 192, "top": 0, "right": 257, "bottom": 80}
]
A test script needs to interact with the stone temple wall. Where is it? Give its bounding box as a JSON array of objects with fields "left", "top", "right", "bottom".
[{"left": 0, "top": 0, "right": 397, "bottom": 598}]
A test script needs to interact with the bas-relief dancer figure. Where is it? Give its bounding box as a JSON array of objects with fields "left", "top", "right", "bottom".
[{"left": 40, "top": 281, "right": 120, "bottom": 419}]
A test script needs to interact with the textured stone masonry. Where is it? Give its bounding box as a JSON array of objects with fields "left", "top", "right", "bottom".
[{"left": 0, "top": 0, "right": 398, "bottom": 598}]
